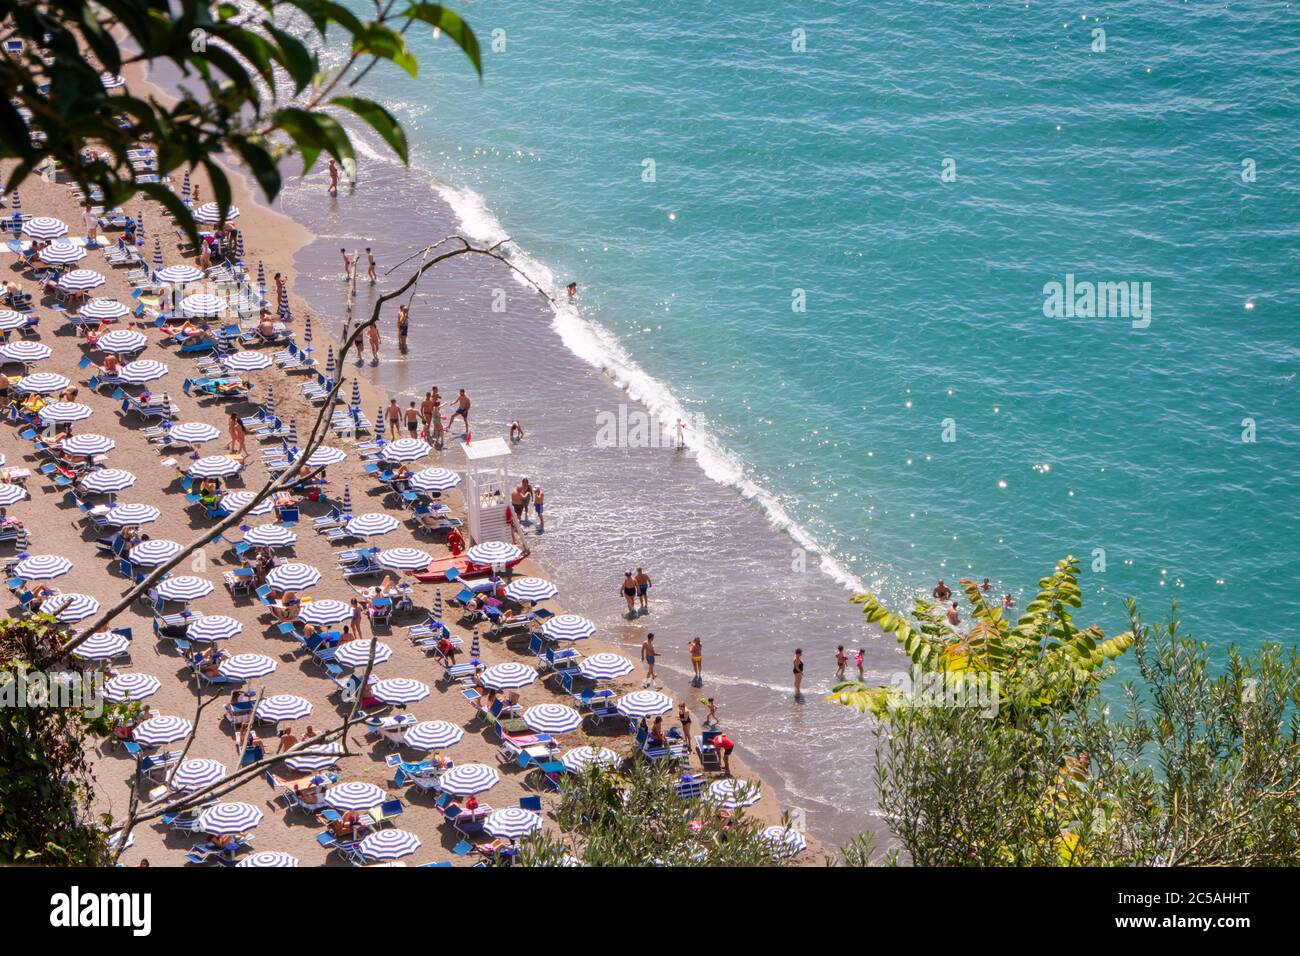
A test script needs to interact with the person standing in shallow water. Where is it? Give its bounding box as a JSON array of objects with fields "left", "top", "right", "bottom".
[
  {"left": 689, "top": 637, "right": 703, "bottom": 685},
  {"left": 396, "top": 303, "right": 409, "bottom": 353},
  {"left": 792, "top": 647, "right": 805, "bottom": 699}
]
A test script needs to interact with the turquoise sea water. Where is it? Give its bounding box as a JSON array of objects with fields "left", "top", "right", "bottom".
[{"left": 350, "top": 0, "right": 1298, "bottom": 654}]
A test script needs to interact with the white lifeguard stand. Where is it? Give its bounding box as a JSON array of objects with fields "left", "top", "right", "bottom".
[{"left": 460, "top": 436, "right": 514, "bottom": 546}]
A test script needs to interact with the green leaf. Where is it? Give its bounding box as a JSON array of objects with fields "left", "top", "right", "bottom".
[
  {"left": 329, "top": 97, "right": 409, "bottom": 164},
  {"left": 401, "top": 3, "right": 483, "bottom": 77}
]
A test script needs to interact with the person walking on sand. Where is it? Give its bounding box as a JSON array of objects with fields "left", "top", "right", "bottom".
[
  {"left": 227, "top": 413, "right": 246, "bottom": 456},
  {"left": 396, "top": 303, "right": 409, "bottom": 354},
  {"left": 328, "top": 159, "right": 339, "bottom": 196},
  {"left": 385, "top": 399, "right": 401, "bottom": 439},
  {"left": 689, "top": 637, "right": 703, "bottom": 685},
  {"left": 641, "top": 632, "right": 657, "bottom": 685},
  {"left": 533, "top": 485, "right": 545, "bottom": 533},
  {"left": 449, "top": 389, "right": 470, "bottom": 434},
  {"left": 366, "top": 248, "right": 377, "bottom": 283},
  {"left": 792, "top": 647, "right": 805, "bottom": 699},
  {"left": 634, "top": 567, "right": 652, "bottom": 611},
  {"left": 404, "top": 401, "right": 419, "bottom": 437},
  {"left": 677, "top": 701, "right": 693, "bottom": 752},
  {"left": 835, "top": 645, "right": 847, "bottom": 680},
  {"left": 367, "top": 323, "right": 380, "bottom": 364},
  {"left": 620, "top": 571, "right": 637, "bottom": 615}
]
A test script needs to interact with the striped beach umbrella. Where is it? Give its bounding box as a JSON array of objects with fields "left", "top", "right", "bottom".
[
  {"left": 381, "top": 438, "right": 430, "bottom": 463},
  {"left": 410, "top": 467, "right": 460, "bottom": 492},
  {"left": 182, "top": 171, "right": 191, "bottom": 200},
  {"left": 49, "top": 593, "right": 101, "bottom": 623},
  {"left": 301, "top": 313, "right": 312, "bottom": 348},
  {"left": 180, "top": 293, "right": 226, "bottom": 317},
  {"left": 465, "top": 541, "right": 522, "bottom": 566},
  {"left": 58, "top": 269, "right": 106, "bottom": 292},
  {"left": 371, "top": 677, "right": 429, "bottom": 706},
  {"left": 349, "top": 378, "right": 361, "bottom": 408},
  {"left": 61, "top": 433, "right": 115, "bottom": 457},
  {"left": 9, "top": 191, "right": 17, "bottom": 212},
  {"left": 485, "top": 807, "right": 543, "bottom": 840},
  {"left": 305, "top": 446, "right": 346, "bottom": 467},
  {"left": 482, "top": 662, "right": 538, "bottom": 690},
  {"left": 616, "top": 691, "right": 674, "bottom": 719},
  {"left": 15, "top": 554, "right": 72, "bottom": 579},
  {"left": 0, "top": 310, "right": 27, "bottom": 330},
  {"left": 243, "top": 524, "right": 296, "bottom": 548},
  {"left": 431, "top": 590, "right": 443, "bottom": 622},
  {"left": 151, "top": 236, "right": 163, "bottom": 269},
  {"left": 169, "top": 421, "right": 220, "bottom": 444},
  {"left": 255, "top": 694, "right": 312, "bottom": 723},
  {"left": 285, "top": 741, "right": 343, "bottom": 772},
  {"left": 470, "top": 628, "right": 479, "bottom": 661},
  {"left": 81, "top": 468, "right": 135, "bottom": 493},
  {"left": 196, "top": 802, "right": 263, "bottom": 834},
  {"left": 38, "top": 240, "right": 85, "bottom": 265},
  {"left": 561, "top": 746, "right": 619, "bottom": 772},
  {"left": 0, "top": 341, "right": 50, "bottom": 363},
  {"left": 522, "top": 704, "right": 582, "bottom": 735},
  {"left": 437, "top": 763, "right": 499, "bottom": 796},
  {"left": 504, "top": 577, "right": 558, "bottom": 603},
  {"left": 323, "top": 346, "right": 335, "bottom": 379},
  {"left": 37, "top": 401, "right": 92, "bottom": 422},
  {"left": 156, "top": 264, "right": 203, "bottom": 285},
  {"left": 17, "top": 372, "right": 70, "bottom": 393},
  {"left": 100, "top": 72, "right": 127, "bottom": 89},
  {"left": 132, "top": 715, "right": 192, "bottom": 746},
  {"left": 0, "top": 485, "right": 24, "bottom": 506},
  {"left": 156, "top": 576, "right": 213, "bottom": 602},
  {"left": 234, "top": 229, "right": 244, "bottom": 260},
  {"left": 129, "top": 539, "right": 182, "bottom": 565},
  {"left": 540, "top": 614, "right": 596, "bottom": 642},
  {"left": 103, "top": 672, "right": 162, "bottom": 703},
  {"left": 278, "top": 293, "right": 291, "bottom": 322},
  {"left": 80, "top": 298, "right": 130, "bottom": 321},
  {"left": 402, "top": 720, "right": 464, "bottom": 751},
  {"left": 218, "top": 653, "right": 276, "bottom": 680},
  {"left": 223, "top": 351, "right": 272, "bottom": 372},
  {"left": 359, "top": 828, "right": 420, "bottom": 862},
  {"left": 95, "top": 328, "right": 147, "bottom": 352},
  {"left": 297, "top": 599, "right": 353, "bottom": 627},
  {"left": 326, "top": 781, "right": 385, "bottom": 811},
  {"left": 708, "top": 779, "right": 762, "bottom": 810},
  {"left": 334, "top": 639, "right": 392, "bottom": 668},
  {"left": 193, "top": 202, "right": 240, "bottom": 224},
  {"left": 376, "top": 547, "right": 433, "bottom": 571},
  {"left": 256, "top": 260, "right": 266, "bottom": 291},
  {"left": 189, "top": 615, "right": 243, "bottom": 643},
  {"left": 237, "top": 851, "right": 299, "bottom": 868},
  {"left": 346, "top": 512, "right": 398, "bottom": 537},
  {"left": 70, "top": 632, "right": 128, "bottom": 661},
  {"left": 577, "top": 653, "right": 635, "bottom": 682},
  {"left": 760, "top": 825, "right": 807, "bottom": 858},
  {"left": 340, "top": 485, "right": 353, "bottom": 514},
  {"left": 119, "top": 359, "right": 168, "bottom": 384},
  {"left": 105, "top": 503, "right": 159, "bottom": 525},
  {"left": 171, "top": 758, "right": 227, "bottom": 791},
  {"left": 262, "top": 384, "right": 275, "bottom": 417},
  {"left": 135, "top": 209, "right": 145, "bottom": 242},
  {"left": 22, "top": 216, "right": 67, "bottom": 240},
  {"left": 221, "top": 491, "right": 272, "bottom": 516},
  {"left": 284, "top": 419, "right": 298, "bottom": 447},
  {"left": 266, "top": 562, "right": 320, "bottom": 590},
  {"left": 189, "top": 455, "right": 241, "bottom": 478}
]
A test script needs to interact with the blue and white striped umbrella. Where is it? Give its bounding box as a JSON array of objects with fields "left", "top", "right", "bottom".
[
  {"left": 135, "top": 209, "right": 145, "bottom": 242},
  {"left": 156, "top": 264, "right": 203, "bottom": 285},
  {"left": 334, "top": 639, "right": 392, "bottom": 668},
  {"left": 561, "top": 746, "right": 619, "bottom": 772},
  {"left": 339, "top": 485, "right": 353, "bottom": 515},
  {"left": 255, "top": 694, "right": 312, "bottom": 722},
  {"left": 708, "top": 779, "right": 762, "bottom": 810},
  {"left": 326, "top": 781, "right": 385, "bottom": 811},
  {"left": 321, "top": 347, "right": 334, "bottom": 381},
  {"left": 371, "top": 678, "right": 429, "bottom": 705},
  {"left": 105, "top": 503, "right": 159, "bottom": 525},
  {"left": 156, "top": 576, "right": 213, "bottom": 601},
  {"left": 0, "top": 341, "right": 51, "bottom": 362},
  {"left": 22, "top": 216, "right": 67, "bottom": 240},
  {"left": 169, "top": 421, "right": 220, "bottom": 444},
  {"left": 189, "top": 455, "right": 241, "bottom": 478},
  {"left": 49, "top": 592, "right": 100, "bottom": 623},
  {"left": 103, "top": 672, "right": 162, "bottom": 703},
  {"left": 221, "top": 491, "right": 272, "bottom": 516},
  {"left": 346, "top": 512, "right": 398, "bottom": 537},
  {"left": 522, "top": 704, "right": 582, "bottom": 735},
  {"left": 234, "top": 229, "right": 244, "bottom": 260},
  {"left": 132, "top": 715, "right": 192, "bottom": 746},
  {"left": 503, "top": 577, "right": 558, "bottom": 603},
  {"left": 437, "top": 763, "right": 499, "bottom": 796},
  {"left": 9, "top": 191, "right": 18, "bottom": 211},
  {"left": 285, "top": 741, "right": 343, "bottom": 772},
  {"left": 262, "top": 385, "right": 275, "bottom": 416},
  {"left": 17, "top": 372, "right": 70, "bottom": 393},
  {"left": 465, "top": 542, "right": 522, "bottom": 566},
  {"left": 72, "top": 632, "right": 128, "bottom": 660},
  {"left": 284, "top": 420, "right": 298, "bottom": 446},
  {"left": 243, "top": 524, "right": 297, "bottom": 547},
  {"left": 188, "top": 615, "right": 243, "bottom": 642},
  {"left": 193, "top": 202, "right": 240, "bottom": 224},
  {"left": 80, "top": 298, "right": 130, "bottom": 321},
  {"left": 223, "top": 351, "right": 272, "bottom": 372},
  {"left": 577, "top": 653, "right": 635, "bottom": 682},
  {"left": 180, "top": 293, "right": 226, "bottom": 317},
  {"left": 95, "top": 328, "right": 147, "bottom": 352},
  {"left": 0, "top": 485, "right": 24, "bottom": 506},
  {"left": 58, "top": 269, "right": 106, "bottom": 292},
  {"left": 218, "top": 653, "right": 276, "bottom": 680},
  {"left": 119, "top": 359, "right": 168, "bottom": 384},
  {"left": 615, "top": 691, "right": 674, "bottom": 719},
  {"left": 402, "top": 720, "right": 464, "bottom": 751},
  {"left": 0, "top": 310, "right": 27, "bottom": 331},
  {"left": 81, "top": 468, "right": 135, "bottom": 493},
  {"left": 266, "top": 563, "right": 320, "bottom": 590},
  {"left": 171, "top": 758, "right": 227, "bottom": 791},
  {"left": 359, "top": 828, "right": 420, "bottom": 862},
  {"left": 237, "top": 851, "right": 299, "bottom": 868},
  {"left": 15, "top": 554, "right": 72, "bottom": 579},
  {"left": 196, "top": 802, "right": 263, "bottom": 834},
  {"left": 297, "top": 599, "right": 353, "bottom": 627},
  {"left": 305, "top": 446, "right": 346, "bottom": 467},
  {"left": 101, "top": 72, "right": 126, "bottom": 89},
  {"left": 256, "top": 260, "right": 266, "bottom": 291},
  {"left": 61, "top": 433, "right": 115, "bottom": 457},
  {"left": 481, "top": 662, "right": 538, "bottom": 690},
  {"left": 278, "top": 294, "right": 291, "bottom": 322},
  {"left": 470, "top": 627, "right": 479, "bottom": 660},
  {"left": 411, "top": 467, "right": 460, "bottom": 492},
  {"left": 760, "top": 825, "right": 807, "bottom": 858},
  {"left": 485, "top": 807, "right": 543, "bottom": 840},
  {"left": 301, "top": 313, "right": 312, "bottom": 347},
  {"left": 182, "top": 172, "right": 191, "bottom": 200},
  {"left": 151, "top": 237, "right": 163, "bottom": 269},
  {"left": 38, "top": 240, "right": 85, "bottom": 265},
  {"left": 129, "top": 539, "right": 182, "bottom": 565},
  {"left": 381, "top": 438, "right": 431, "bottom": 463},
  {"left": 376, "top": 547, "right": 433, "bottom": 571},
  {"left": 37, "top": 401, "right": 92, "bottom": 422},
  {"left": 349, "top": 379, "right": 361, "bottom": 408},
  {"left": 540, "top": 614, "right": 595, "bottom": 642}
]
